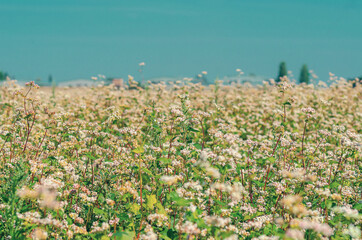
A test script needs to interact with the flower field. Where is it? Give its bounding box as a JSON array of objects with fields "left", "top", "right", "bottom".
[{"left": 0, "top": 79, "right": 361, "bottom": 239}]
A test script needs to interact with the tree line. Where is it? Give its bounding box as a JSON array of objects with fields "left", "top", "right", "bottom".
[
  {"left": 1, "top": 67, "right": 360, "bottom": 87},
  {"left": 276, "top": 62, "right": 310, "bottom": 84}
]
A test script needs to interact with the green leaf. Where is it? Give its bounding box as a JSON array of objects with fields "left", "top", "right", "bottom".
[
  {"left": 142, "top": 167, "right": 154, "bottom": 177},
  {"left": 114, "top": 231, "right": 135, "bottom": 240},
  {"left": 255, "top": 181, "right": 264, "bottom": 187},
  {"left": 130, "top": 203, "right": 140, "bottom": 214},
  {"left": 326, "top": 200, "right": 333, "bottom": 209},
  {"left": 174, "top": 198, "right": 190, "bottom": 207},
  {"left": 330, "top": 182, "right": 339, "bottom": 189},
  {"left": 353, "top": 203, "right": 362, "bottom": 210},
  {"left": 219, "top": 231, "right": 235, "bottom": 239},
  {"left": 160, "top": 234, "right": 172, "bottom": 240},
  {"left": 146, "top": 194, "right": 157, "bottom": 210},
  {"left": 169, "top": 192, "right": 191, "bottom": 207},
  {"left": 156, "top": 202, "right": 167, "bottom": 214},
  {"left": 194, "top": 143, "right": 202, "bottom": 150},
  {"left": 268, "top": 157, "right": 276, "bottom": 163},
  {"left": 86, "top": 153, "right": 97, "bottom": 160},
  {"left": 132, "top": 146, "right": 144, "bottom": 154},
  {"left": 188, "top": 127, "right": 200, "bottom": 132},
  {"left": 283, "top": 101, "right": 291, "bottom": 106},
  {"left": 257, "top": 158, "right": 266, "bottom": 165},
  {"left": 93, "top": 207, "right": 105, "bottom": 215},
  {"left": 159, "top": 157, "right": 171, "bottom": 164},
  {"left": 244, "top": 215, "right": 251, "bottom": 220}
]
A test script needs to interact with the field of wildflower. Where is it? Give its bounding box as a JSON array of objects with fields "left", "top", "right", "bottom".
[{"left": 0, "top": 77, "right": 360, "bottom": 240}]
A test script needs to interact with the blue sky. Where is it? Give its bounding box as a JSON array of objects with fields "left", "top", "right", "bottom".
[{"left": 0, "top": 0, "right": 361, "bottom": 82}]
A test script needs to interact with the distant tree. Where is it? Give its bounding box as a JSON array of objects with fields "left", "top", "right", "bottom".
[
  {"left": 299, "top": 64, "right": 310, "bottom": 84},
  {"left": 348, "top": 76, "right": 361, "bottom": 88},
  {"left": 0, "top": 71, "right": 9, "bottom": 81},
  {"left": 276, "top": 62, "right": 287, "bottom": 83},
  {"left": 193, "top": 74, "right": 208, "bottom": 85},
  {"left": 106, "top": 77, "right": 114, "bottom": 85}
]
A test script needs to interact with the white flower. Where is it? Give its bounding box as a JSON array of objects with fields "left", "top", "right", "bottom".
[
  {"left": 285, "top": 229, "right": 304, "bottom": 240},
  {"left": 200, "top": 151, "right": 208, "bottom": 161},
  {"left": 205, "top": 167, "right": 221, "bottom": 179},
  {"left": 160, "top": 175, "right": 179, "bottom": 185},
  {"left": 344, "top": 224, "right": 361, "bottom": 239}
]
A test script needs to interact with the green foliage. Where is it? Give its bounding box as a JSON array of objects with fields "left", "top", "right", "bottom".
[
  {"left": 299, "top": 64, "right": 310, "bottom": 84},
  {"left": 0, "top": 70, "right": 9, "bottom": 81},
  {"left": 276, "top": 61, "right": 287, "bottom": 82},
  {"left": 48, "top": 74, "right": 53, "bottom": 84}
]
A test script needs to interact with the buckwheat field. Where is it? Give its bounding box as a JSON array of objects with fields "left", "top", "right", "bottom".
[{"left": 0, "top": 77, "right": 361, "bottom": 240}]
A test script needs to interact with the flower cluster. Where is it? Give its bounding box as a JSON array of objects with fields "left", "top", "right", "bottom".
[{"left": 0, "top": 78, "right": 360, "bottom": 239}]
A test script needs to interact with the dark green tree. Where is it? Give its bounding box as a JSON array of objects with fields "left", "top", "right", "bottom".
[
  {"left": 48, "top": 74, "right": 53, "bottom": 84},
  {"left": 299, "top": 64, "right": 310, "bottom": 84},
  {"left": 276, "top": 62, "right": 287, "bottom": 82},
  {"left": 0, "top": 71, "right": 9, "bottom": 81}
]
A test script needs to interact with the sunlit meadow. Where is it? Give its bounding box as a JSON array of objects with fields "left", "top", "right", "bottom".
[{"left": 0, "top": 76, "right": 361, "bottom": 240}]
